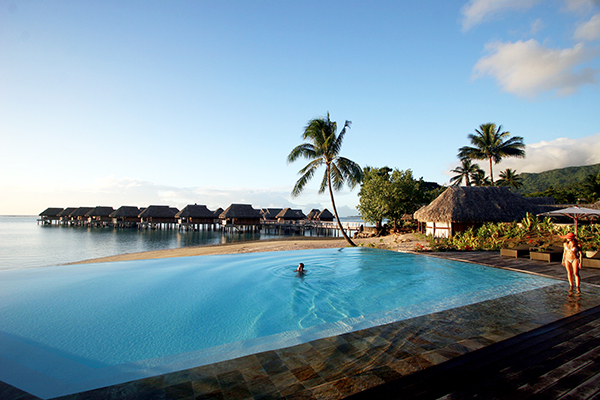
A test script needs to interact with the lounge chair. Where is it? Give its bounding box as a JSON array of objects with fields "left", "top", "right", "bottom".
[
  {"left": 583, "top": 251, "right": 600, "bottom": 268},
  {"left": 500, "top": 244, "right": 531, "bottom": 258}
]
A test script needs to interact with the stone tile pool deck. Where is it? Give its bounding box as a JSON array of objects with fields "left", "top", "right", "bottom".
[{"left": 3, "top": 251, "right": 600, "bottom": 400}]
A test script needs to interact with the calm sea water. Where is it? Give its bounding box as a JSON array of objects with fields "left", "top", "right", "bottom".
[{"left": 0, "top": 216, "right": 352, "bottom": 271}]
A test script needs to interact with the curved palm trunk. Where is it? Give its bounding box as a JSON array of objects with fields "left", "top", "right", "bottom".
[{"left": 327, "top": 165, "right": 356, "bottom": 247}]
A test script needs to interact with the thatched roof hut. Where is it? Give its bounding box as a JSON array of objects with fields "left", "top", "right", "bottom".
[
  {"left": 220, "top": 204, "right": 261, "bottom": 226},
  {"left": 57, "top": 207, "right": 77, "bottom": 218},
  {"left": 139, "top": 205, "right": 178, "bottom": 224},
  {"left": 414, "top": 186, "right": 543, "bottom": 238},
  {"left": 260, "top": 208, "right": 283, "bottom": 221},
  {"left": 110, "top": 206, "right": 141, "bottom": 218},
  {"left": 276, "top": 208, "right": 306, "bottom": 221},
  {"left": 317, "top": 209, "right": 334, "bottom": 221},
  {"left": 70, "top": 207, "right": 94, "bottom": 220},
  {"left": 213, "top": 208, "right": 224, "bottom": 218},
  {"left": 39, "top": 208, "right": 63, "bottom": 217},
  {"left": 176, "top": 204, "right": 217, "bottom": 224},
  {"left": 86, "top": 206, "right": 115, "bottom": 220},
  {"left": 306, "top": 209, "right": 321, "bottom": 220}
]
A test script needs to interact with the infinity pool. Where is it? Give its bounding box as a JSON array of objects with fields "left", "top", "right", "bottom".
[{"left": 0, "top": 248, "right": 559, "bottom": 398}]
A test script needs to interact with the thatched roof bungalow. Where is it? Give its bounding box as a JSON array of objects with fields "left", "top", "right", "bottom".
[
  {"left": 260, "top": 208, "right": 283, "bottom": 221},
  {"left": 70, "top": 207, "right": 94, "bottom": 221},
  {"left": 213, "top": 208, "right": 224, "bottom": 218},
  {"left": 110, "top": 206, "right": 141, "bottom": 224},
  {"left": 306, "top": 209, "right": 321, "bottom": 220},
  {"left": 414, "top": 186, "right": 543, "bottom": 238},
  {"left": 57, "top": 207, "right": 77, "bottom": 222},
  {"left": 39, "top": 208, "right": 63, "bottom": 224},
  {"left": 317, "top": 209, "right": 334, "bottom": 222},
  {"left": 276, "top": 208, "right": 306, "bottom": 221},
  {"left": 139, "top": 205, "right": 178, "bottom": 224},
  {"left": 219, "top": 204, "right": 261, "bottom": 227},
  {"left": 176, "top": 204, "right": 217, "bottom": 224},
  {"left": 85, "top": 206, "right": 115, "bottom": 223}
]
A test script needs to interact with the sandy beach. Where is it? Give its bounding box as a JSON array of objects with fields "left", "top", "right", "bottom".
[{"left": 71, "top": 233, "right": 425, "bottom": 264}]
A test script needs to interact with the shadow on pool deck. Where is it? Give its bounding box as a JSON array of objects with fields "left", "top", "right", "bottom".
[{"left": 3, "top": 251, "right": 600, "bottom": 400}]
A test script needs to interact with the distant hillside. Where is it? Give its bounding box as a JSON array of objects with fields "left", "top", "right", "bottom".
[{"left": 518, "top": 163, "right": 600, "bottom": 194}]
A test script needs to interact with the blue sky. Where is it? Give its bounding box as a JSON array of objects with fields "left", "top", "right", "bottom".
[{"left": 1, "top": 0, "right": 599, "bottom": 216}]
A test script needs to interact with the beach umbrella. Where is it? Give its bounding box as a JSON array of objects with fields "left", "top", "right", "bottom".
[{"left": 538, "top": 206, "right": 600, "bottom": 235}]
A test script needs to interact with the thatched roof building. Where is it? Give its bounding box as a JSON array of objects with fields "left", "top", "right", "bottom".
[
  {"left": 276, "top": 208, "right": 306, "bottom": 221},
  {"left": 414, "top": 186, "right": 543, "bottom": 238},
  {"left": 260, "top": 208, "right": 283, "bottom": 221},
  {"left": 317, "top": 209, "right": 334, "bottom": 221},
  {"left": 39, "top": 208, "right": 63, "bottom": 217},
  {"left": 213, "top": 208, "right": 224, "bottom": 217},
  {"left": 176, "top": 204, "right": 217, "bottom": 224},
  {"left": 57, "top": 207, "right": 77, "bottom": 218},
  {"left": 110, "top": 206, "right": 141, "bottom": 218},
  {"left": 219, "top": 204, "right": 261, "bottom": 226},
  {"left": 306, "top": 209, "right": 321, "bottom": 220},
  {"left": 85, "top": 206, "right": 115, "bottom": 221},
  {"left": 139, "top": 205, "right": 178, "bottom": 224},
  {"left": 70, "top": 207, "right": 94, "bottom": 220}
]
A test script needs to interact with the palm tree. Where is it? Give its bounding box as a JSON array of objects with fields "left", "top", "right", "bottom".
[
  {"left": 497, "top": 168, "right": 523, "bottom": 189},
  {"left": 472, "top": 169, "right": 492, "bottom": 186},
  {"left": 449, "top": 158, "right": 481, "bottom": 186},
  {"left": 458, "top": 123, "right": 526, "bottom": 184},
  {"left": 583, "top": 172, "right": 600, "bottom": 202},
  {"left": 288, "top": 113, "right": 363, "bottom": 246}
]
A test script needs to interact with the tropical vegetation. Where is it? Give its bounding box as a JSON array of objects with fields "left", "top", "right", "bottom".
[
  {"left": 449, "top": 158, "right": 481, "bottom": 186},
  {"left": 287, "top": 112, "right": 363, "bottom": 246},
  {"left": 357, "top": 166, "right": 443, "bottom": 232},
  {"left": 497, "top": 168, "right": 523, "bottom": 189},
  {"left": 418, "top": 213, "right": 600, "bottom": 253}
]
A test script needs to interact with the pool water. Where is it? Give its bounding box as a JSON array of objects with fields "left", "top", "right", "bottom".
[{"left": 0, "top": 248, "right": 559, "bottom": 398}]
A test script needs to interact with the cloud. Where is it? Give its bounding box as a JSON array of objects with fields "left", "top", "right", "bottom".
[
  {"left": 443, "top": 132, "right": 600, "bottom": 182},
  {"left": 473, "top": 39, "right": 598, "bottom": 97},
  {"left": 564, "top": 0, "right": 600, "bottom": 13},
  {"left": 530, "top": 18, "right": 545, "bottom": 34},
  {"left": 461, "top": 0, "right": 542, "bottom": 31},
  {"left": 574, "top": 13, "right": 600, "bottom": 40}
]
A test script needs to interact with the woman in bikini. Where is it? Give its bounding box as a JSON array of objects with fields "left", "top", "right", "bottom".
[{"left": 562, "top": 232, "right": 583, "bottom": 292}]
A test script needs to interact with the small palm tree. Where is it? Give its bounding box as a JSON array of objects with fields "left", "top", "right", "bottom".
[
  {"left": 450, "top": 158, "right": 481, "bottom": 186},
  {"left": 583, "top": 172, "right": 600, "bottom": 202},
  {"left": 458, "top": 123, "right": 526, "bottom": 184},
  {"left": 288, "top": 113, "right": 363, "bottom": 246},
  {"left": 472, "top": 169, "right": 491, "bottom": 186},
  {"left": 497, "top": 168, "right": 523, "bottom": 189}
]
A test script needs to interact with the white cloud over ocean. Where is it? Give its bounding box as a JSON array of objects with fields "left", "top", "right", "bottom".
[{"left": 461, "top": 0, "right": 542, "bottom": 31}]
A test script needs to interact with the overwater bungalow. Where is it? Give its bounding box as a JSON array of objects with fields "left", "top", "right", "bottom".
[
  {"left": 260, "top": 208, "right": 283, "bottom": 221},
  {"left": 306, "top": 209, "right": 320, "bottom": 220},
  {"left": 110, "top": 206, "right": 141, "bottom": 227},
  {"left": 69, "top": 207, "right": 94, "bottom": 226},
  {"left": 414, "top": 186, "right": 544, "bottom": 238},
  {"left": 317, "top": 209, "right": 334, "bottom": 222},
  {"left": 213, "top": 208, "right": 224, "bottom": 218},
  {"left": 219, "top": 204, "right": 262, "bottom": 232},
  {"left": 276, "top": 208, "right": 306, "bottom": 222},
  {"left": 57, "top": 207, "right": 77, "bottom": 224},
  {"left": 38, "top": 208, "right": 63, "bottom": 225},
  {"left": 176, "top": 204, "right": 219, "bottom": 230},
  {"left": 139, "top": 205, "right": 179, "bottom": 229},
  {"left": 86, "top": 206, "right": 115, "bottom": 226}
]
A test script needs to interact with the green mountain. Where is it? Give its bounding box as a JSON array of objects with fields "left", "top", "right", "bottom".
[{"left": 518, "top": 163, "right": 600, "bottom": 194}]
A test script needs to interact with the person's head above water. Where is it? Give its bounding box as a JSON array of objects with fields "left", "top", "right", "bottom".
[{"left": 295, "top": 262, "right": 305, "bottom": 272}]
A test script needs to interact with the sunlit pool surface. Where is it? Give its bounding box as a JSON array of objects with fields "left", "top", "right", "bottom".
[{"left": 0, "top": 248, "right": 559, "bottom": 398}]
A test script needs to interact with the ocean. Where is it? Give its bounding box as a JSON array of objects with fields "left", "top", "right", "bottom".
[{"left": 0, "top": 216, "right": 359, "bottom": 271}]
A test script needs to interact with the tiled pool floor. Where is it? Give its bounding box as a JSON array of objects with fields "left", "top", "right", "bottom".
[{"left": 3, "top": 251, "right": 600, "bottom": 400}]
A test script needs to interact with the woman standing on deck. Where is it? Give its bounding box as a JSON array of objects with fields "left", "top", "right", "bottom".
[{"left": 562, "top": 232, "right": 583, "bottom": 292}]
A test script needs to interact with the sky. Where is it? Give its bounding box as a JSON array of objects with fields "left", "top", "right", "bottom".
[{"left": 1, "top": 0, "right": 599, "bottom": 216}]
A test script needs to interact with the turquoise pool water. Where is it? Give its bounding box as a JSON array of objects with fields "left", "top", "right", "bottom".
[{"left": 0, "top": 248, "right": 559, "bottom": 398}]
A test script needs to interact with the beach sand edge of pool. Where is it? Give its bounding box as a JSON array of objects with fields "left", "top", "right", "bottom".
[{"left": 69, "top": 234, "right": 426, "bottom": 264}]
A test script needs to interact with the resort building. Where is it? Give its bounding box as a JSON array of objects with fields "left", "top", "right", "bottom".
[
  {"left": 175, "top": 204, "right": 219, "bottom": 230},
  {"left": 414, "top": 186, "right": 544, "bottom": 238},
  {"left": 219, "top": 204, "right": 262, "bottom": 231}
]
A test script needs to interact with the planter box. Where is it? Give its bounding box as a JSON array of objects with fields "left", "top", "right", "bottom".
[
  {"left": 530, "top": 250, "right": 562, "bottom": 263},
  {"left": 583, "top": 258, "right": 600, "bottom": 268},
  {"left": 500, "top": 246, "right": 530, "bottom": 258}
]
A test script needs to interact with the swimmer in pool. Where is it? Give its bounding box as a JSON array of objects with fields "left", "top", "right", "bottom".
[{"left": 295, "top": 263, "right": 305, "bottom": 273}]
